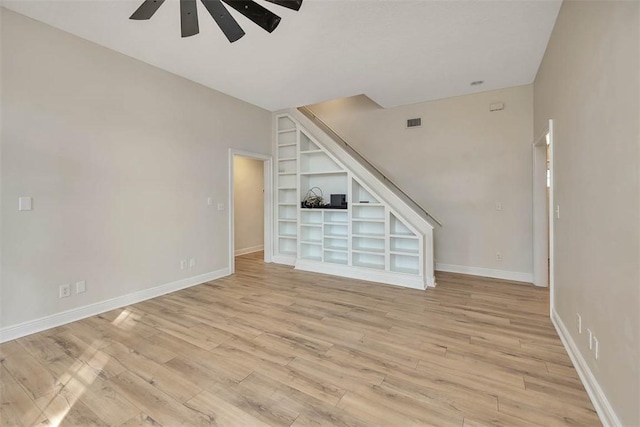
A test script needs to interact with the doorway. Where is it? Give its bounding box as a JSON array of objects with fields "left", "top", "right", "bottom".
[
  {"left": 532, "top": 119, "right": 554, "bottom": 313},
  {"left": 228, "top": 149, "right": 273, "bottom": 274}
]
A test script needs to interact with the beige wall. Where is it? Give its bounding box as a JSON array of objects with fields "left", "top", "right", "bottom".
[
  {"left": 534, "top": 1, "right": 639, "bottom": 425},
  {"left": 233, "top": 157, "right": 264, "bottom": 254},
  {"left": 309, "top": 86, "right": 534, "bottom": 280},
  {"left": 0, "top": 10, "right": 271, "bottom": 328}
]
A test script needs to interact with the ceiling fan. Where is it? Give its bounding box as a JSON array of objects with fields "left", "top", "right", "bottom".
[{"left": 130, "top": 0, "right": 303, "bottom": 43}]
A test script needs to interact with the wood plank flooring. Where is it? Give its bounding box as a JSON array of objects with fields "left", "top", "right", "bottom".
[{"left": 1, "top": 252, "right": 600, "bottom": 426}]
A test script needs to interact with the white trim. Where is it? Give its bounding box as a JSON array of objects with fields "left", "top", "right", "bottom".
[
  {"left": 228, "top": 149, "right": 273, "bottom": 274},
  {"left": 0, "top": 268, "right": 230, "bottom": 343},
  {"left": 548, "top": 119, "right": 555, "bottom": 313},
  {"left": 551, "top": 309, "right": 622, "bottom": 427},
  {"left": 426, "top": 275, "right": 437, "bottom": 288},
  {"left": 234, "top": 244, "right": 264, "bottom": 256},
  {"left": 436, "top": 263, "right": 533, "bottom": 283},
  {"left": 295, "top": 259, "right": 427, "bottom": 290},
  {"left": 272, "top": 254, "right": 296, "bottom": 266},
  {"left": 532, "top": 125, "right": 550, "bottom": 288}
]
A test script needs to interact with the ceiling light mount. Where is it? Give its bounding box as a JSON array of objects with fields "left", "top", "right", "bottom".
[{"left": 130, "top": 0, "right": 302, "bottom": 43}]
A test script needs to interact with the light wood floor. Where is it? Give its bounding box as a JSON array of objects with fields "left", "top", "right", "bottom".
[{"left": 1, "top": 252, "right": 600, "bottom": 426}]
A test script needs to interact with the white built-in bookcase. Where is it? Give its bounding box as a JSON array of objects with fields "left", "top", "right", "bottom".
[{"left": 275, "top": 114, "right": 427, "bottom": 289}]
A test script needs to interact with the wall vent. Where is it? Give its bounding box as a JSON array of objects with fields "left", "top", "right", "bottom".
[{"left": 406, "top": 118, "right": 422, "bottom": 128}]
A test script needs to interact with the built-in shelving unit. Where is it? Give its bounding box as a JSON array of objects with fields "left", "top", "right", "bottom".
[
  {"left": 275, "top": 116, "right": 298, "bottom": 261},
  {"left": 273, "top": 113, "right": 432, "bottom": 289}
]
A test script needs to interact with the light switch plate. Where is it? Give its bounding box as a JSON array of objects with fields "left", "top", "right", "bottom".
[
  {"left": 76, "top": 281, "right": 86, "bottom": 294},
  {"left": 19, "top": 196, "right": 33, "bottom": 211}
]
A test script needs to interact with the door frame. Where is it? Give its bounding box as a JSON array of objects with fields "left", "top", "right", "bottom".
[
  {"left": 228, "top": 149, "right": 273, "bottom": 274},
  {"left": 532, "top": 119, "right": 555, "bottom": 313}
]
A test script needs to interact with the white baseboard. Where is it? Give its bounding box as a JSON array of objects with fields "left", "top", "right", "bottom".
[
  {"left": 551, "top": 309, "right": 621, "bottom": 427},
  {"left": 271, "top": 254, "right": 296, "bottom": 266},
  {"left": 436, "top": 263, "right": 533, "bottom": 283},
  {"left": 295, "top": 259, "right": 427, "bottom": 290},
  {"left": 0, "top": 268, "right": 230, "bottom": 343},
  {"left": 426, "top": 276, "right": 437, "bottom": 288},
  {"left": 234, "top": 244, "right": 264, "bottom": 256}
]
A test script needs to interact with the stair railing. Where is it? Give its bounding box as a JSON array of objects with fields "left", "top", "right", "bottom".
[{"left": 297, "top": 106, "right": 442, "bottom": 227}]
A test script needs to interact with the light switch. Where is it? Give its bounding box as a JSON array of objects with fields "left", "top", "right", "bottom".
[
  {"left": 207, "top": 197, "right": 213, "bottom": 206},
  {"left": 19, "top": 197, "right": 33, "bottom": 211},
  {"left": 217, "top": 203, "right": 225, "bottom": 211},
  {"left": 76, "top": 281, "right": 86, "bottom": 294}
]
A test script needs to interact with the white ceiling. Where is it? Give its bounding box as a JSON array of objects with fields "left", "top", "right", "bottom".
[{"left": 2, "top": 0, "right": 561, "bottom": 111}]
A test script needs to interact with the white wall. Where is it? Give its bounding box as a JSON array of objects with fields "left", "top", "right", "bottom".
[
  {"left": 308, "top": 86, "right": 534, "bottom": 281},
  {"left": 233, "top": 156, "right": 264, "bottom": 254},
  {"left": 534, "top": 1, "right": 639, "bottom": 425},
  {"left": 0, "top": 9, "right": 271, "bottom": 332}
]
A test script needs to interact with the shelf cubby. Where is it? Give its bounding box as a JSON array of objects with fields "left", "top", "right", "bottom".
[
  {"left": 324, "top": 250, "right": 348, "bottom": 265},
  {"left": 325, "top": 210, "right": 348, "bottom": 223},
  {"left": 300, "top": 243, "right": 322, "bottom": 261},
  {"left": 390, "top": 236, "right": 419, "bottom": 254},
  {"left": 324, "top": 223, "right": 348, "bottom": 238},
  {"left": 277, "top": 130, "right": 296, "bottom": 145},
  {"left": 352, "top": 237, "right": 385, "bottom": 253},
  {"left": 324, "top": 237, "right": 348, "bottom": 251},
  {"left": 301, "top": 226, "right": 322, "bottom": 243},
  {"left": 278, "top": 174, "right": 296, "bottom": 189},
  {"left": 300, "top": 151, "right": 342, "bottom": 174},
  {"left": 278, "top": 159, "right": 296, "bottom": 175},
  {"left": 278, "top": 144, "right": 296, "bottom": 159},
  {"left": 353, "top": 179, "right": 379, "bottom": 204},
  {"left": 352, "top": 205, "right": 385, "bottom": 220},
  {"left": 353, "top": 252, "right": 385, "bottom": 270},
  {"left": 278, "top": 188, "right": 297, "bottom": 204},
  {"left": 352, "top": 220, "right": 385, "bottom": 236},
  {"left": 278, "top": 237, "right": 297, "bottom": 255},
  {"left": 279, "top": 205, "right": 297, "bottom": 220},
  {"left": 278, "top": 221, "right": 297, "bottom": 237},
  {"left": 300, "top": 131, "right": 320, "bottom": 151},
  {"left": 301, "top": 209, "right": 322, "bottom": 225},
  {"left": 278, "top": 116, "right": 296, "bottom": 131},
  {"left": 300, "top": 173, "right": 348, "bottom": 201},
  {"left": 390, "top": 213, "right": 414, "bottom": 236},
  {"left": 390, "top": 254, "right": 420, "bottom": 275}
]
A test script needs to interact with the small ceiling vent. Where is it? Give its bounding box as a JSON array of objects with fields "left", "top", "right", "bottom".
[{"left": 406, "top": 118, "right": 422, "bottom": 128}]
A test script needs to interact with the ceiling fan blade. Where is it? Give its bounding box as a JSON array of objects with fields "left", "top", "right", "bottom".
[
  {"left": 130, "top": 0, "right": 166, "bottom": 20},
  {"left": 221, "top": 0, "right": 281, "bottom": 33},
  {"left": 201, "top": 0, "right": 245, "bottom": 42},
  {"left": 180, "top": 0, "right": 200, "bottom": 37},
  {"left": 264, "top": 0, "right": 302, "bottom": 11}
]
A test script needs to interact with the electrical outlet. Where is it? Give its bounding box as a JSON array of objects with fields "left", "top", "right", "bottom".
[
  {"left": 189, "top": 258, "right": 196, "bottom": 268},
  {"left": 76, "top": 280, "right": 86, "bottom": 294},
  {"left": 593, "top": 336, "right": 599, "bottom": 360},
  {"left": 495, "top": 252, "right": 503, "bottom": 261},
  {"left": 587, "top": 328, "right": 593, "bottom": 349},
  {"left": 576, "top": 313, "right": 582, "bottom": 333},
  {"left": 556, "top": 204, "right": 560, "bottom": 219},
  {"left": 59, "top": 284, "right": 71, "bottom": 298},
  {"left": 217, "top": 203, "right": 225, "bottom": 211},
  {"left": 180, "top": 260, "right": 187, "bottom": 270}
]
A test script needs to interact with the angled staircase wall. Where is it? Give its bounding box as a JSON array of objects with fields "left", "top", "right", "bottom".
[{"left": 273, "top": 109, "right": 437, "bottom": 289}]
